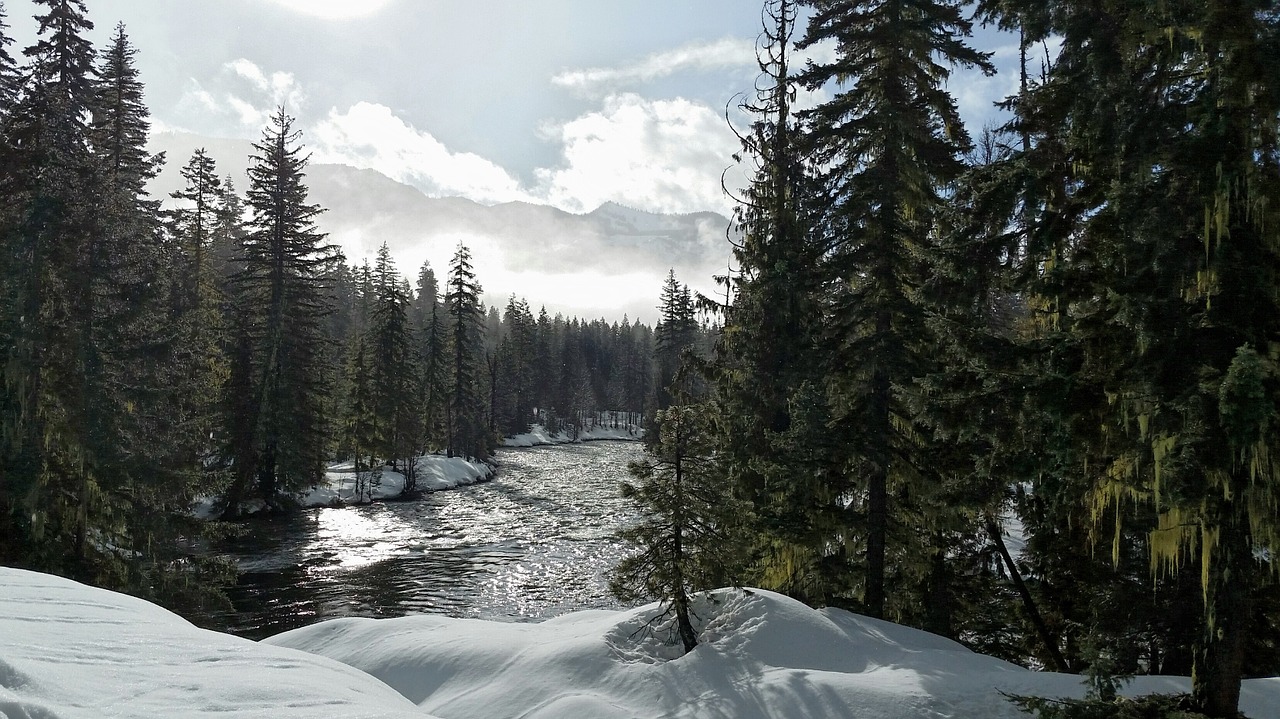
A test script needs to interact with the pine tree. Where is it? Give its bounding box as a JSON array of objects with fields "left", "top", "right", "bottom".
[
  {"left": 419, "top": 301, "right": 448, "bottom": 454},
  {"left": 977, "top": 1, "right": 1280, "bottom": 713},
  {"left": 0, "top": 0, "right": 102, "bottom": 574},
  {"left": 494, "top": 295, "right": 536, "bottom": 437},
  {"left": 0, "top": 2, "right": 20, "bottom": 113},
  {"left": 654, "top": 270, "right": 698, "bottom": 410},
  {"left": 166, "top": 150, "right": 229, "bottom": 476},
  {"left": 702, "top": 0, "right": 850, "bottom": 606},
  {"left": 444, "top": 242, "right": 488, "bottom": 459},
  {"left": 222, "top": 108, "right": 337, "bottom": 514},
  {"left": 796, "top": 0, "right": 992, "bottom": 620},
  {"left": 343, "top": 331, "right": 380, "bottom": 502},
  {"left": 367, "top": 243, "right": 419, "bottom": 480},
  {"left": 611, "top": 403, "right": 750, "bottom": 653}
]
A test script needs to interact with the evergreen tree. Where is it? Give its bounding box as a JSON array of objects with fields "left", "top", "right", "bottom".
[
  {"left": 222, "top": 108, "right": 336, "bottom": 514},
  {"left": 611, "top": 403, "right": 750, "bottom": 653},
  {"left": 0, "top": 0, "right": 102, "bottom": 574},
  {"left": 444, "top": 242, "right": 488, "bottom": 459},
  {"left": 419, "top": 301, "right": 448, "bottom": 454},
  {"left": 343, "top": 331, "right": 380, "bottom": 503},
  {"left": 703, "top": 0, "right": 849, "bottom": 606},
  {"left": 166, "top": 149, "right": 228, "bottom": 473},
  {"left": 796, "top": 0, "right": 992, "bottom": 619},
  {"left": 973, "top": 1, "right": 1280, "bottom": 713},
  {"left": 367, "top": 243, "right": 419, "bottom": 480},
  {"left": 495, "top": 295, "right": 536, "bottom": 436},
  {"left": 0, "top": 3, "right": 20, "bottom": 112},
  {"left": 654, "top": 269, "right": 698, "bottom": 410}
]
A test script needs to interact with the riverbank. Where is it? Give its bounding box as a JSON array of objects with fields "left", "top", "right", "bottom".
[
  {"left": 4, "top": 568, "right": 1278, "bottom": 719},
  {"left": 503, "top": 421, "right": 643, "bottom": 447},
  {"left": 301, "top": 454, "right": 494, "bottom": 507}
]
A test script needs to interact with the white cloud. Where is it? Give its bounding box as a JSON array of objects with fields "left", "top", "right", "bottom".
[
  {"left": 265, "top": 0, "right": 396, "bottom": 21},
  {"left": 174, "top": 59, "right": 305, "bottom": 133},
  {"left": 311, "top": 102, "right": 535, "bottom": 205},
  {"left": 535, "top": 93, "right": 742, "bottom": 216},
  {"left": 552, "top": 38, "right": 755, "bottom": 93}
]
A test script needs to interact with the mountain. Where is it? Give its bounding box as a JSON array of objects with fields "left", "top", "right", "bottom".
[{"left": 149, "top": 131, "right": 735, "bottom": 323}]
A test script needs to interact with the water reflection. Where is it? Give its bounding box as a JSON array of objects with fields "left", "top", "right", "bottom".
[{"left": 216, "top": 441, "right": 642, "bottom": 639}]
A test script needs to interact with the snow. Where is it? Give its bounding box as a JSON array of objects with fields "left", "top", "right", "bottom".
[
  {"left": 0, "top": 568, "right": 433, "bottom": 719},
  {"left": 268, "top": 588, "right": 1280, "bottom": 719},
  {"left": 4, "top": 570, "right": 1278, "bottom": 719},
  {"left": 503, "top": 421, "right": 642, "bottom": 448},
  {"left": 193, "top": 455, "right": 494, "bottom": 518},
  {"left": 301, "top": 455, "right": 494, "bottom": 507}
]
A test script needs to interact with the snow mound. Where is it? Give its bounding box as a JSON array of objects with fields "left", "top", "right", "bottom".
[
  {"left": 0, "top": 568, "right": 431, "bottom": 719},
  {"left": 267, "top": 587, "right": 1280, "bottom": 719},
  {"left": 5, "top": 572, "right": 1278, "bottom": 719},
  {"left": 301, "top": 455, "right": 493, "bottom": 507}
]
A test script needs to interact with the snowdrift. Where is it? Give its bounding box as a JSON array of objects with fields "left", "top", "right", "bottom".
[
  {"left": 3, "top": 569, "right": 1278, "bottom": 718},
  {"left": 0, "top": 568, "right": 431, "bottom": 719},
  {"left": 268, "top": 588, "right": 1280, "bottom": 719}
]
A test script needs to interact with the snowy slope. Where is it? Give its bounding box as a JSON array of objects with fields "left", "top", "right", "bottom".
[
  {"left": 0, "top": 568, "right": 432, "bottom": 719},
  {"left": 268, "top": 588, "right": 1280, "bottom": 719},
  {"left": 4, "top": 570, "right": 1278, "bottom": 719}
]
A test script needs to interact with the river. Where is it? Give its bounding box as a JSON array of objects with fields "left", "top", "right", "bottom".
[{"left": 213, "top": 441, "right": 643, "bottom": 639}]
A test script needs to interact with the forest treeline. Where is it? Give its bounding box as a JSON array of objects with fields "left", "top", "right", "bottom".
[
  {"left": 611, "top": 1, "right": 1280, "bottom": 717},
  {"left": 0, "top": 0, "right": 715, "bottom": 619}
]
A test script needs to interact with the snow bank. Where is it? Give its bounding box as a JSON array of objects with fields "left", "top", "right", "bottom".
[
  {"left": 268, "top": 588, "right": 1280, "bottom": 719},
  {"left": 0, "top": 568, "right": 433, "bottom": 719},
  {"left": 5, "top": 572, "right": 1277, "bottom": 719},
  {"left": 503, "top": 422, "right": 642, "bottom": 448},
  {"left": 301, "top": 454, "right": 493, "bottom": 508}
]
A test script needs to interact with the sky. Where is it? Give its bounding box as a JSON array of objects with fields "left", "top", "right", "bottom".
[
  {"left": 3, "top": 0, "right": 1023, "bottom": 321},
  {"left": 3, "top": 0, "right": 1020, "bottom": 216}
]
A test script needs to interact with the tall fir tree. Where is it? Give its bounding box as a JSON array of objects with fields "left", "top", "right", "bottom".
[
  {"left": 166, "top": 149, "right": 228, "bottom": 474},
  {"left": 654, "top": 269, "right": 698, "bottom": 410},
  {"left": 222, "top": 108, "right": 336, "bottom": 515},
  {"left": 973, "top": 1, "right": 1280, "bottom": 714},
  {"left": 795, "top": 0, "right": 992, "bottom": 620},
  {"left": 444, "top": 242, "right": 489, "bottom": 459},
  {"left": 0, "top": 2, "right": 19, "bottom": 113},
  {"left": 704, "top": 0, "right": 848, "bottom": 606},
  {"left": 367, "top": 243, "right": 420, "bottom": 477},
  {"left": 0, "top": 0, "right": 102, "bottom": 574}
]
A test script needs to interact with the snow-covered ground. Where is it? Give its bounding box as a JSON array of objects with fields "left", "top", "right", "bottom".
[
  {"left": 4, "top": 569, "right": 1278, "bottom": 719},
  {"left": 0, "top": 568, "right": 433, "bottom": 719},
  {"left": 503, "top": 422, "right": 642, "bottom": 447},
  {"left": 301, "top": 455, "right": 494, "bottom": 507},
  {"left": 193, "top": 455, "right": 494, "bottom": 518}
]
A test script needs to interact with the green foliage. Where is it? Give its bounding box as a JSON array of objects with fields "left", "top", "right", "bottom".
[
  {"left": 1008, "top": 692, "right": 1217, "bottom": 719},
  {"left": 444, "top": 242, "right": 490, "bottom": 460},
  {"left": 611, "top": 403, "right": 750, "bottom": 652},
  {"left": 222, "top": 108, "right": 337, "bottom": 512}
]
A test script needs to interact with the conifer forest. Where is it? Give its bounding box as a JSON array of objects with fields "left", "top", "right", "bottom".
[{"left": 2, "top": 0, "right": 1280, "bottom": 717}]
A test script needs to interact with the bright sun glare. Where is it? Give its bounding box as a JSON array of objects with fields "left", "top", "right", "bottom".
[{"left": 267, "top": 0, "right": 396, "bottom": 21}]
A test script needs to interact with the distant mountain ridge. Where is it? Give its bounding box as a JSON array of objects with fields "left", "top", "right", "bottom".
[{"left": 148, "top": 131, "right": 734, "bottom": 322}]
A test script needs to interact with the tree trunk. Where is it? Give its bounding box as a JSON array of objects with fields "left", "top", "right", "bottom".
[
  {"left": 1193, "top": 507, "right": 1250, "bottom": 718},
  {"left": 985, "top": 515, "right": 1069, "bottom": 672}
]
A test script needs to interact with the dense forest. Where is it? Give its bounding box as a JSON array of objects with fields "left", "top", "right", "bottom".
[
  {"left": 610, "top": 1, "right": 1280, "bottom": 717},
  {"left": 0, "top": 0, "right": 717, "bottom": 622},
  {"left": 2, "top": 0, "right": 1280, "bottom": 717}
]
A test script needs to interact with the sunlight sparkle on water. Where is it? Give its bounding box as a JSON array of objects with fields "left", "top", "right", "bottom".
[{"left": 312, "top": 507, "right": 415, "bottom": 569}]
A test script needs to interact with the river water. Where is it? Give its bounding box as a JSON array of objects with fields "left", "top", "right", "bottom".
[{"left": 214, "top": 441, "right": 643, "bottom": 639}]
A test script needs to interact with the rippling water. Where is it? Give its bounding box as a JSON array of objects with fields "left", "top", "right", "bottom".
[{"left": 213, "top": 441, "right": 642, "bottom": 639}]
